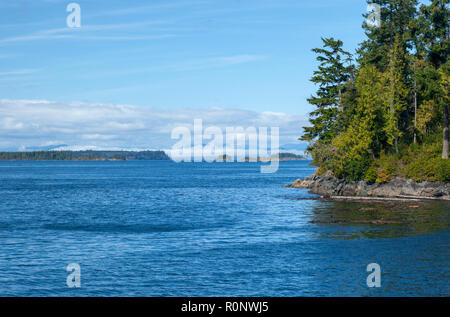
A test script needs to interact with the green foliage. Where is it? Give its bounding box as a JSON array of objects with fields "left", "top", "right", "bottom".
[
  {"left": 420, "top": 0, "right": 450, "bottom": 68},
  {"left": 301, "top": 38, "right": 354, "bottom": 143},
  {"left": 302, "top": 0, "right": 450, "bottom": 182},
  {"left": 362, "top": 141, "right": 450, "bottom": 183},
  {"left": 358, "top": 0, "right": 419, "bottom": 69},
  {"left": 365, "top": 165, "right": 378, "bottom": 183},
  {"left": 436, "top": 159, "right": 450, "bottom": 182},
  {"left": 309, "top": 141, "right": 336, "bottom": 174},
  {"left": 328, "top": 65, "right": 385, "bottom": 180},
  {"left": 371, "top": 152, "right": 397, "bottom": 183},
  {"left": 341, "top": 157, "right": 371, "bottom": 182},
  {"left": 399, "top": 141, "right": 449, "bottom": 182},
  {"left": 404, "top": 157, "right": 441, "bottom": 182},
  {"left": 382, "top": 35, "right": 409, "bottom": 152}
]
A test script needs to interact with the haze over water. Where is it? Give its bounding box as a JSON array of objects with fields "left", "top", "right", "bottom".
[{"left": 0, "top": 161, "right": 448, "bottom": 296}]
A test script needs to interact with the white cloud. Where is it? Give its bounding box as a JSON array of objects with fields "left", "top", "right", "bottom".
[
  {"left": 81, "top": 134, "right": 117, "bottom": 140},
  {"left": 0, "top": 99, "right": 307, "bottom": 151}
]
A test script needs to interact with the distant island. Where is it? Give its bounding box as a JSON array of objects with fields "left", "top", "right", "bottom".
[
  {"left": 0, "top": 150, "right": 171, "bottom": 161},
  {"left": 215, "top": 152, "right": 307, "bottom": 162}
]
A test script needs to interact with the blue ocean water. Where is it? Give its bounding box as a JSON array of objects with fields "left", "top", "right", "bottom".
[{"left": 0, "top": 160, "right": 448, "bottom": 297}]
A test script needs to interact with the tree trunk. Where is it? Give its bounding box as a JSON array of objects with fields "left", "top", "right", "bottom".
[
  {"left": 395, "top": 133, "right": 399, "bottom": 154},
  {"left": 338, "top": 87, "right": 342, "bottom": 111},
  {"left": 390, "top": 100, "right": 399, "bottom": 154},
  {"left": 414, "top": 88, "right": 417, "bottom": 145},
  {"left": 413, "top": 62, "right": 417, "bottom": 145},
  {"left": 443, "top": 105, "right": 449, "bottom": 159},
  {"left": 441, "top": 0, "right": 449, "bottom": 159}
]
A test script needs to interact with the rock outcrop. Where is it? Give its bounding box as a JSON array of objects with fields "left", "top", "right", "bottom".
[{"left": 286, "top": 172, "right": 450, "bottom": 201}]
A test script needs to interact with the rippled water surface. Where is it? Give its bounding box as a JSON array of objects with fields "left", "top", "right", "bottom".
[{"left": 0, "top": 161, "right": 448, "bottom": 296}]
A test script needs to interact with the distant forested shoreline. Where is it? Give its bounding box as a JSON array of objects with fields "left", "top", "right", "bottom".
[{"left": 0, "top": 151, "right": 171, "bottom": 161}]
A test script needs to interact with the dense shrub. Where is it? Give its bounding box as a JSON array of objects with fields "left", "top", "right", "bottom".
[
  {"left": 343, "top": 158, "right": 371, "bottom": 182},
  {"left": 401, "top": 141, "right": 449, "bottom": 182},
  {"left": 310, "top": 135, "right": 449, "bottom": 184},
  {"left": 309, "top": 141, "right": 336, "bottom": 175},
  {"left": 436, "top": 159, "right": 450, "bottom": 182},
  {"left": 365, "top": 165, "right": 378, "bottom": 183}
]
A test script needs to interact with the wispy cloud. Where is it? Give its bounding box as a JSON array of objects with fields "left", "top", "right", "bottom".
[
  {"left": 0, "top": 20, "right": 176, "bottom": 44},
  {"left": 0, "top": 69, "right": 40, "bottom": 76},
  {"left": 0, "top": 33, "right": 72, "bottom": 44},
  {"left": 91, "top": 0, "right": 209, "bottom": 17},
  {"left": 42, "top": 20, "right": 173, "bottom": 34},
  {"left": 0, "top": 99, "right": 306, "bottom": 151},
  {"left": 67, "top": 54, "right": 267, "bottom": 82}
]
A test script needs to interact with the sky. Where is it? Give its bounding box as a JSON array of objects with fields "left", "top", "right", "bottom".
[{"left": 0, "top": 0, "right": 371, "bottom": 151}]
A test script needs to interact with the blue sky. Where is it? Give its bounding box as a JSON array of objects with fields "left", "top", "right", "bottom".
[
  {"left": 1, "top": 0, "right": 369, "bottom": 113},
  {"left": 0, "top": 0, "right": 372, "bottom": 151}
]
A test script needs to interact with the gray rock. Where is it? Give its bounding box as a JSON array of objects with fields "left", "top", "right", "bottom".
[{"left": 286, "top": 173, "right": 450, "bottom": 201}]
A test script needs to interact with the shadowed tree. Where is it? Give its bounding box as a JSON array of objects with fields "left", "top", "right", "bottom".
[{"left": 419, "top": 0, "right": 449, "bottom": 158}]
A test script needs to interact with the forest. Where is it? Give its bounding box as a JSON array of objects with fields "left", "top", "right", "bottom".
[
  {"left": 301, "top": 0, "right": 449, "bottom": 182},
  {"left": 0, "top": 151, "right": 171, "bottom": 161}
]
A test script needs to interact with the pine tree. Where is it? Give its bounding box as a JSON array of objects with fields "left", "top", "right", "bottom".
[
  {"left": 382, "top": 35, "right": 409, "bottom": 153},
  {"left": 408, "top": 2, "right": 426, "bottom": 144},
  {"left": 358, "top": 0, "right": 418, "bottom": 69},
  {"left": 301, "top": 38, "right": 353, "bottom": 144},
  {"left": 332, "top": 65, "right": 386, "bottom": 179},
  {"left": 419, "top": 0, "right": 449, "bottom": 158},
  {"left": 300, "top": 0, "right": 450, "bottom": 180}
]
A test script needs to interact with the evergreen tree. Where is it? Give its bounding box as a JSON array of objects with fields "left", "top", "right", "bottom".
[
  {"left": 419, "top": 0, "right": 449, "bottom": 158},
  {"left": 358, "top": 0, "right": 418, "bottom": 69},
  {"left": 382, "top": 35, "right": 410, "bottom": 153},
  {"left": 301, "top": 38, "right": 353, "bottom": 144},
  {"left": 408, "top": 2, "right": 427, "bottom": 144},
  {"left": 301, "top": 0, "right": 450, "bottom": 181},
  {"left": 332, "top": 65, "right": 386, "bottom": 179}
]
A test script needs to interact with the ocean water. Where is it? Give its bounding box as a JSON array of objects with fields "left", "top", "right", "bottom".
[{"left": 0, "top": 160, "right": 448, "bottom": 297}]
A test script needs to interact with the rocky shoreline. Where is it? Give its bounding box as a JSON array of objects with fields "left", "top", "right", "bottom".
[{"left": 286, "top": 172, "right": 450, "bottom": 201}]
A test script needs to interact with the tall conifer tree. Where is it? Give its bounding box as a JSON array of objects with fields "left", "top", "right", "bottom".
[
  {"left": 419, "top": 0, "right": 449, "bottom": 158},
  {"left": 301, "top": 38, "right": 353, "bottom": 144}
]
